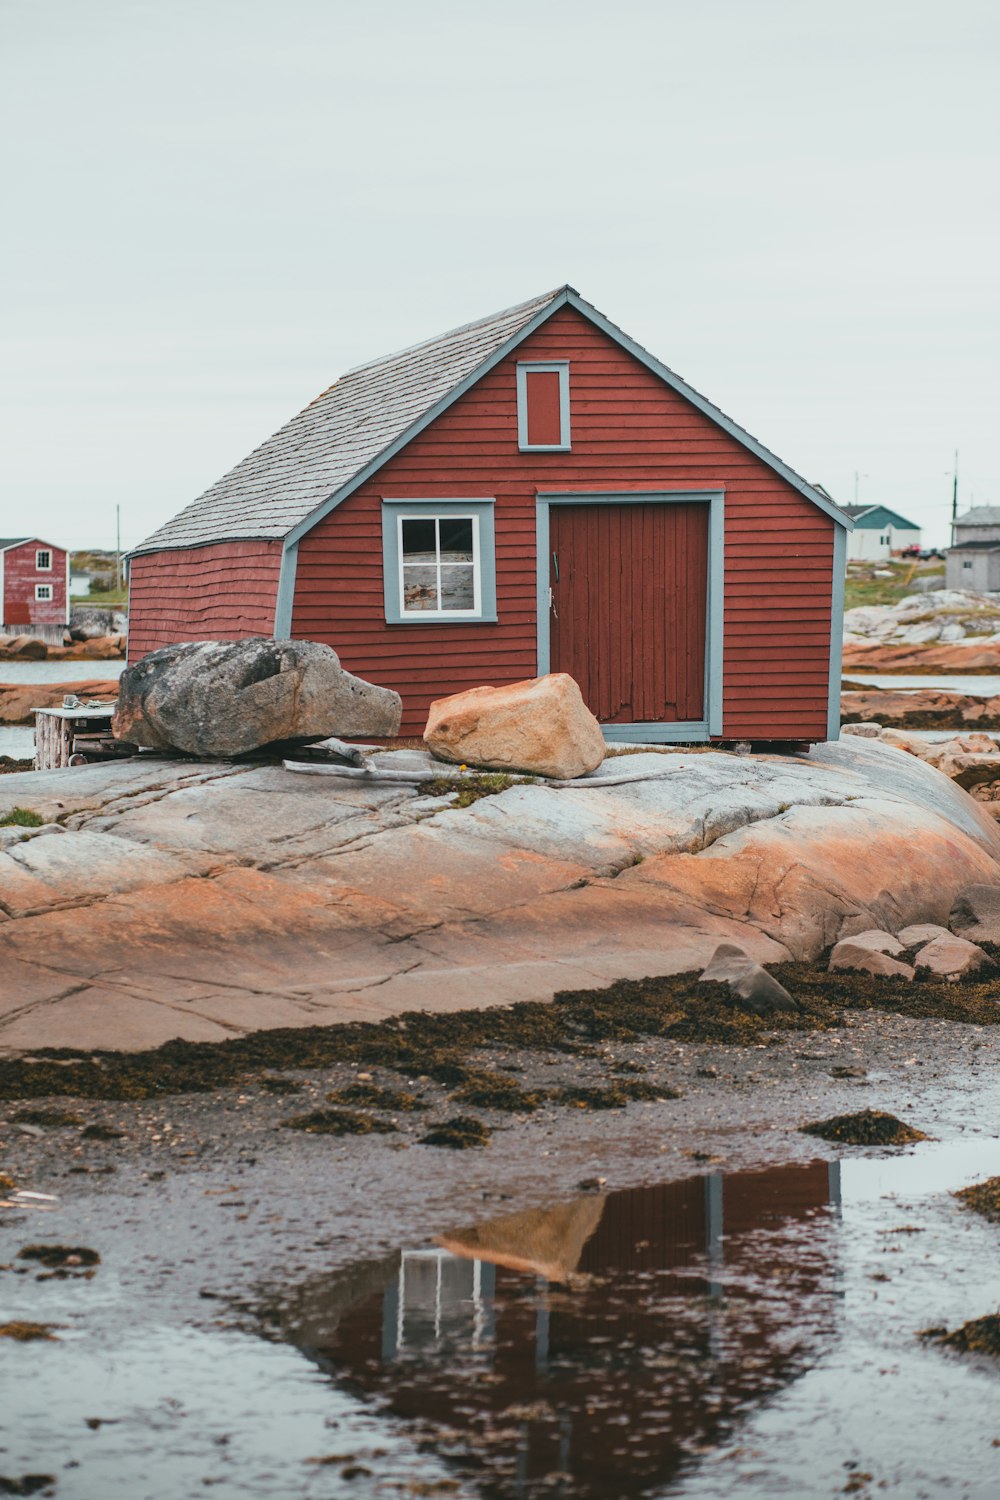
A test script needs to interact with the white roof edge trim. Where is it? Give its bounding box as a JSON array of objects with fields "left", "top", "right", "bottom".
[
  {"left": 284, "top": 285, "right": 850, "bottom": 552},
  {"left": 282, "top": 287, "right": 574, "bottom": 548}
]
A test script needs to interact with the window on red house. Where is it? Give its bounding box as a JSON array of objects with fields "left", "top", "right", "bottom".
[
  {"left": 36, "top": 549, "right": 51, "bottom": 570},
  {"left": 516, "top": 362, "right": 570, "bottom": 451}
]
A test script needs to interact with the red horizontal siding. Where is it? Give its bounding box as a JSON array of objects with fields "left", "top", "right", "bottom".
[
  {"left": 127, "top": 541, "right": 282, "bottom": 663},
  {"left": 292, "top": 305, "right": 835, "bottom": 739},
  {"left": 1, "top": 541, "right": 69, "bottom": 628}
]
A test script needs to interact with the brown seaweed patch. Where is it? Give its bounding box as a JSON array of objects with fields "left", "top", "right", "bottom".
[
  {"left": 450, "top": 1075, "right": 541, "bottom": 1112},
  {"left": 0, "top": 1478, "right": 58, "bottom": 1497},
  {"left": 921, "top": 1315, "right": 1000, "bottom": 1358},
  {"left": 0, "top": 1172, "right": 14, "bottom": 1191},
  {"left": 18, "top": 1245, "right": 100, "bottom": 1269},
  {"left": 0, "top": 1322, "right": 59, "bottom": 1343},
  {"left": 79, "top": 1123, "right": 125, "bottom": 1141},
  {"left": 280, "top": 1109, "right": 397, "bottom": 1136},
  {"left": 954, "top": 1176, "right": 1000, "bottom": 1224},
  {"left": 800, "top": 1109, "right": 928, "bottom": 1146},
  {"left": 328, "top": 1084, "right": 428, "bottom": 1112},
  {"left": 419, "top": 1116, "right": 492, "bottom": 1149},
  {"left": 10, "top": 1109, "right": 84, "bottom": 1128},
  {"left": 547, "top": 1080, "right": 678, "bottom": 1110}
]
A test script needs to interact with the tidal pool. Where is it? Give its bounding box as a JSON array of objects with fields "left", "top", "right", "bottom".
[{"left": 5, "top": 1139, "right": 1000, "bottom": 1498}]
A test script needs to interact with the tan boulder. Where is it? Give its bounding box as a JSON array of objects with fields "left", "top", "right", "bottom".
[
  {"left": 829, "top": 941, "right": 914, "bottom": 981},
  {"left": 913, "top": 932, "right": 988, "bottom": 980},
  {"left": 834, "top": 928, "right": 904, "bottom": 956},
  {"left": 424, "top": 673, "right": 606, "bottom": 780},
  {"left": 897, "top": 922, "right": 952, "bottom": 948}
]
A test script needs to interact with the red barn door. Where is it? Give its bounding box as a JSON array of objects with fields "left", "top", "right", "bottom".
[{"left": 548, "top": 501, "right": 708, "bottom": 725}]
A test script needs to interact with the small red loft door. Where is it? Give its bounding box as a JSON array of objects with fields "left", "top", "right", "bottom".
[{"left": 548, "top": 501, "right": 708, "bottom": 724}]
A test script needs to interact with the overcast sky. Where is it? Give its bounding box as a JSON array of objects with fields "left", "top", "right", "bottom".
[{"left": 2, "top": 0, "right": 997, "bottom": 550}]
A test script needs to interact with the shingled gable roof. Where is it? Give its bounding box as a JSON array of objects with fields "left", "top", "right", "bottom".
[{"left": 133, "top": 286, "right": 850, "bottom": 556}]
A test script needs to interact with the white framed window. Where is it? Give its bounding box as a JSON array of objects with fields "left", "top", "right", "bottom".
[
  {"left": 381, "top": 500, "right": 497, "bottom": 624},
  {"left": 35, "top": 583, "right": 53, "bottom": 601},
  {"left": 516, "top": 361, "right": 570, "bottom": 452},
  {"left": 35, "top": 549, "right": 52, "bottom": 571},
  {"left": 963, "top": 560, "right": 973, "bottom": 570}
]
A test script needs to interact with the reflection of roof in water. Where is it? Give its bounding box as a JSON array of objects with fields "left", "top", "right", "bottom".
[
  {"left": 278, "top": 1160, "right": 840, "bottom": 1500},
  {"left": 437, "top": 1195, "right": 605, "bottom": 1282}
]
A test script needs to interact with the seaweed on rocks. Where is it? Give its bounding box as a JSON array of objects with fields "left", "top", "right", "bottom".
[
  {"left": 18, "top": 1245, "right": 100, "bottom": 1269},
  {"left": 450, "top": 1075, "right": 541, "bottom": 1112},
  {"left": 546, "top": 1080, "right": 679, "bottom": 1110},
  {"left": 280, "top": 1109, "right": 397, "bottom": 1137},
  {"left": 921, "top": 1315, "right": 1000, "bottom": 1358},
  {"left": 10, "top": 1109, "right": 83, "bottom": 1128},
  {"left": 328, "top": 1084, "right": 428, "bottom": 1112},
  {"left": 419, "top": 1116, "right": 492, "bottom": 1149},
  {"left": 3, "top": 958, "right": 1000, "bottom": 1105},
  {"left": 0, "top": 1323, "right": 59, "bottom": 1343},
  {"left": 954, "top": 1176, "right": 1000, "bottom": 1224},
  {"left": 800, "top": 1109, "right": 928, "bottom": 1146}
]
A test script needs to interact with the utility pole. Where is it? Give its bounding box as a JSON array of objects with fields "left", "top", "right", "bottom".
[
  {"left": 951, "top": 451, "right": 959, "bottom": 545},
  {"left": 115, "top": 504, "right": 122, "bottom": 594}
]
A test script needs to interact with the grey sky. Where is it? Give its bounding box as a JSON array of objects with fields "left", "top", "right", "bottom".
[{"left": 2, "top": 0, "right": 997, "bottom": 550}]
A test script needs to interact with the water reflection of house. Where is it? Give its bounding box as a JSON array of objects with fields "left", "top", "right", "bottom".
[{"left": 284, "top": 1162, "right": 841, "bottom": 1499}]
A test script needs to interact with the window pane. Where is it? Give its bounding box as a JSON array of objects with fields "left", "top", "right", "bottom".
[
  {"left": 402, "top": 566, "right": 439, "bottom": 611},
  {"left": 439, "top": 517, "right": 474, "bottom": 561},
  {"left": 440, "top": 565, "right": 476, "bottom": 611},
  {"left": 401, "top": 517, "right": 437, "bottom": 559}
]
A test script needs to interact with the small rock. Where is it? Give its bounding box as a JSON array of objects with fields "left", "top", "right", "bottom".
[
  {"left": 949, "top": 883, "right": 1000, "bottom": 944},
  {"left": 912, "top": 932, "right": 988, "bottom": 981},
  {"left": 841, "top": 722, "right": 883, "bottom": 738},
  {"left": 896, "top": 923, "right": 952, "bottom": 948},
  {"left": 829, "top": 943, "right": 915, "bottom": 981},
  {"left": 698, "top": 942, "right": 800, "bottom": 1015},
  {"left": 833, "top": 929, "right": 904, "bottom": 957}
]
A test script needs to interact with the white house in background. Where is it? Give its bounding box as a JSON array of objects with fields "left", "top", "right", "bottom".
[
  {"left": 837, "top": 504, "right": 922, "bottom": 561},
  {"left": 946, "top": 506, "right": 1000, "bottom": 591}
]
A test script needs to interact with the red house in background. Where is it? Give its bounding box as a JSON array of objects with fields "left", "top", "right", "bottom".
[
  {"left": 128, "top": 286, "right": 852, "bottom": 743},
  {"left": 0, "top": 537, "right": 70, "bottom": 644}
]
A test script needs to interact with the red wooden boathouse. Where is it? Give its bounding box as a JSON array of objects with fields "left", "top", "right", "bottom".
[
  {"left": 128, "top": 287, "right": 852, "bottom": 743},
  {"left": 0, "top": 537, "right": 70, "bottom": 644}
]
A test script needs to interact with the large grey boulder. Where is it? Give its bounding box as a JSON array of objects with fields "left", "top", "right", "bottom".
[
  {"left": 112, "top": 638, "right": 401, "bottom": 757},
  {"left": 697, "top": 942, "right": 799, "bottom": 1016}
]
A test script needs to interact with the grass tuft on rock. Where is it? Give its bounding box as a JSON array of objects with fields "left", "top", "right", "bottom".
[
  {"left": 921, "top": 1314, "right": 1000, "bottom": 1358},
  {"left": 953, "top": 1176, "right": 1000, "bottom": 1224},
  {"left": 0, "top": 808, "right": 44, "bottom": 828},
  {"left": 280, "top": 1108, "right": 397, "bottom": 1136},
  {"left": 800, "top": 1109, "right": 928, "bottom": 1146},
  {"left": 419, "top": 772, "right": 535, "bottom": 807},
  {"left": 419, "top": 1116, "right": 492, "bottom": 1149}
]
